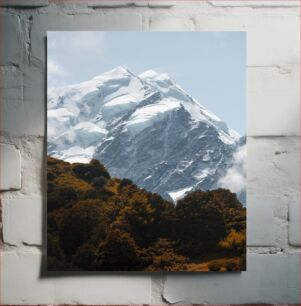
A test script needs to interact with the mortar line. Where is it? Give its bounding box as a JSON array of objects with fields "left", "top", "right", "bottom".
[{"left": 0, "top": 1, "right": 3, "bottom": 304}]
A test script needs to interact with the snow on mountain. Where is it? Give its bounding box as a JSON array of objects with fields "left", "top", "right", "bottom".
[
  {"left": 48, "top": 66, "right": 148, "bottom": 160},
  {"left": 124, "top": 99, "right": 182, "bottom": 136},
  {"left": 48, "top": 66, "right": 245, "bottom": 204},
  {"left": 168, "top": 186, "right": 193, "bottom": 202}
]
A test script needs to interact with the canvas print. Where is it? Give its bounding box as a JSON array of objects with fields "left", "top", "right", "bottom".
[{"left": 47, "top": 31, "right": 246, "bottom": 271}]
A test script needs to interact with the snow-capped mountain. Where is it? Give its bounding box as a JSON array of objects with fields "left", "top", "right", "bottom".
[{"left": 48, "top": 66, "right": 245, "bottom": 203}]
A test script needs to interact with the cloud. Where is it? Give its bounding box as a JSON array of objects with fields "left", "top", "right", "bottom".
[
  {"left": 47, "top": 39, "right": 57, "bottom": 50},
  {"left": 48, "top": 31, "right": 105, "bottom": 55},
  {"left": 218, "top": 144, "right": 246, "bottom": 194},
  {"left": 68, "top": 32, "right": 105, "bottom": 54},
  {"left": 47, "top": 58, "right": 68, "bottom": 88},
  {"left": 48, "top": 58, "right": 66, "bottom": 76},
  {"left": 47, "top": 32, "right": 106, "bottom": 87}
]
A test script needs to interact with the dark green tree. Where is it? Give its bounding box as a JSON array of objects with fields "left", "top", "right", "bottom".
[
  {"left": 176, "top": 191, "right": 227, "bottom": 257},
  {"left": 59, "top": 199, "right": 106, "bottom": 260}
]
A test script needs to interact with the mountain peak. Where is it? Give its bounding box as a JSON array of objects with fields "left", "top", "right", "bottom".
[
  {"left": 48, "top": 66, "right": 244, "bottom": 203},
  {"left": 139, "top": 69, "right": 160, "bottom": 79},
  {"left": 139, "top": 69, "right": 174, "bottom": 82},
  {"left": 109, "top": 65, "right": 131, "bottom": 74},
  {"left": 93, "top": 66, "right": 133, "bottom": 80}
]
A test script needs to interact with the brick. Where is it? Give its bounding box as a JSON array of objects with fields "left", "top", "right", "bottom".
[
  {"left": 1, "top": 17, "right": 45, "bottom": 137},
  {"left": 162, "top": 253, "right": 299, "bottom": 304},
  {"left": 247, "top": 195, "right": 287, "bottom": 246},
  {"left": 0, "top": 66, "right": 22, "bottom": 102},
  {"left": 149, "top": 15, "right": 195, "bottom": 31},
  {"left": 148, "top": 1, "right": 175, "bottom": 7},
  {"left": 85, "top": 0, "right": 174, "bottom": 7},
  {"left": 247, "top": 195, "right": 275, "bottom": 246},
  {"left": 207, "top": 0, "right": 300, "bottom": 7},
  {"left": 102, "top": 12, "right": 142, "bottom": 30},
  {"left": 2, "top": 251, "right": 151, "bottom": 304},
  {"left": 2, "top": 64, "right": 45, "bottom": 136},
  {"left": 0, "top": 137, "right": 45, "bottom": 196},
  {"left": 2, "top": 198, "right": 43, "bottom": 246},
  {"left": 0, "top": 143, "right": 21, "bottom": 191},
  {"left": 2, "top": 13, "right": 25, "bottom": 66},
  {"left": 86, "top": 1, "right": 147, "bottom": 7},
  {"left": 194, "top": 11, "right": 300, "bottom": 67},
  {"left": 21, "top": 66, "right": 46, "bottom": 136},
  {"left": 288, "top": 193, "right": 300, "bottom": 246},
  {"left": 247, "top": 137, "right": 299, "bottom": 196},
  {"left": 0, "top": 0, "right": 49, "bottom": 6},
  {"left": 19, "top": 137, "right": 44, "bottom": 196},
  {"left": 248, "top": 66, "right": 300, "bottom": 136},
  {"left": 247, "top": 14, "right": 299, "bottom": 66},
  {"left": 1, "top": 66, "right": 23, "bottom": 133}
]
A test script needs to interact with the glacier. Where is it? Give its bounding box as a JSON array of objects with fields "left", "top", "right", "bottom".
[{"left": 48, "top": 66, "right": 246, "bottom": 204}]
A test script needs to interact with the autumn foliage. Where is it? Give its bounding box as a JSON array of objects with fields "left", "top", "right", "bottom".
[{"left": 47, "top": 156, "right": 246, "bottom": 271}]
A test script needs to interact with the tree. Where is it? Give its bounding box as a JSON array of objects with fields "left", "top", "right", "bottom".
[
  {"left": 72, "top": 159, "right": 110, "bottom": 183},
  {"left": 218, "top": 229, "right": 246, "bottom": 254},
  {"left": 176, "top": 191, "right": 227, "bottom": 257},
  {"left": 48, "top": 186, "right": 78, "bottom": 212},
  {"left": 117, "top": 192, "right": 156, "bottom": 246},
  {"left": 59, "top": 199, "right": 106, "bottom": 260},
  {"left": 118, "top": 178, "right": 134, "bottom": 189},
  {"left": 98, "top": 227, "right": 140, "bottom": 271},
  {"left": 72, "top": 243, "right": 98, "bottom": 270},
  {"left": 146, "top": 238, "right": 188, "bottom": 271}
]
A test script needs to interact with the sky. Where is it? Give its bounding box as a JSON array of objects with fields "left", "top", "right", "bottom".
[{"left": 48, "top": 31, "right": 246, "bottom": 134}]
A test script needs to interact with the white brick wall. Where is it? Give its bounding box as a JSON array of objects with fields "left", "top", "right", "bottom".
[
  {"left": 2, "top": 198, "right": 44, "bottom": 246},
  {"left": 289, "top": 193, "right": 300, "bottom": 246},
  {"left": 2, "top": 13, "right": 25, "bottom": 66},
  {"left": 248, "top": 66, "right": 300, "bottom": 136},
  {"left": 2, "top": 251, "right": 151, "bottom": 304},
  {"left": 0, "top": 143, "right": 21, "bottom": 191},
  {"left": 162, "top": 253, "right": 300, "bottom": 304},
  {"left": 149, "top": 15, "right": 195, "bottom": 30},
  {"left": 0, "top": 0, "right": 300, "bottom": 304}
]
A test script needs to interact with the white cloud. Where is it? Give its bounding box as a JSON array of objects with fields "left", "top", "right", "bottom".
[
  {"left": 68, "top": 32, "right": 105, "bottom": 54},
  {"left": 218, "top": 144, "right": 246, "bottom": 194},
  {"left": 48, "top": 58, "right": 66, "bottom": 76},
  {"left": 47, "top": 32, "right": 106, "bottom": 87},
  {"left": 47, "top": 58, "right": 68, "bottom": 88},
  {"left": 47, "top": 40, "right": 57, "bottom": 50},
  {"left": 48, "top": 31, "right": 105, "bottom": 55}
]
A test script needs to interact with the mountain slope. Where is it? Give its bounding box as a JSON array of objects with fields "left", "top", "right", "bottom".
[
  {"left": 47, "top": 156, "right": 246, "bottom": 271},
  {"left": 48, "top": 66, "right": 245, "bottom": 203}
]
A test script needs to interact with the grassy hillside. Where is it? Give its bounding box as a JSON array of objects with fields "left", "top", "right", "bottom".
[{"left": 47, "top": 156, "right": 246, "bottom": 271}]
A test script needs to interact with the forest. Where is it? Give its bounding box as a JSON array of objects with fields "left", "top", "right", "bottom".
[{"left": 47, "top": 156, "right": 246, "bottom": 271}]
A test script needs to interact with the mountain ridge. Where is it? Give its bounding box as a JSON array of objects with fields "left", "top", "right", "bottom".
[{"left": 48, "top": 66, "right": 245, "bottom": 203}]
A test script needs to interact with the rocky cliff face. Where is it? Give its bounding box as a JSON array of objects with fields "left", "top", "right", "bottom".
[{"left": 48, "top": 66, "right": 245, "bottom": 203}]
